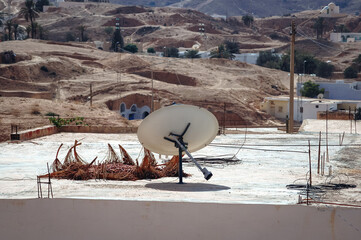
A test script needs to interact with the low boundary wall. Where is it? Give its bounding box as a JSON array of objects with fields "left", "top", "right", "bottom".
[
  {"left": 0, "top": 199, "right": 360, "bottom": 240},
  {"left": 12, "top": 125, "right": 138, "bottom": 141}
]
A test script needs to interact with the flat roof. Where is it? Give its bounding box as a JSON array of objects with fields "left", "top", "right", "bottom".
[{"left": 0, "top": 126, "right": 360, "bottom": 206}]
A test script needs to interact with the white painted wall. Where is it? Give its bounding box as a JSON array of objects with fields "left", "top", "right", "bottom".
[
  {"left": 302, "top": 101, "right": 338, "bottom": 120},
  {"left": 0, "top": 199, "right": 360, "bottom": 240}
]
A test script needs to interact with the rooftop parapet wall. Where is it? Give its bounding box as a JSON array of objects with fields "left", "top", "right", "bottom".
[
  {"left": 11, "top": 125, "right": 137, "bottom": 141},
  {"left": 0, "top": 199, "right": 360, "bottom": 240}
]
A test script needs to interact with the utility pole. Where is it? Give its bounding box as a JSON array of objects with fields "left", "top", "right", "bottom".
[
  {"left": 151, "top": 70, "right": 154, "bottom": 112},
  {"left": 90, "top": 83, "right": 93, "bottom": 108},
  {"left": 288, "top": 20, "right": 296, "bottom": 133}
]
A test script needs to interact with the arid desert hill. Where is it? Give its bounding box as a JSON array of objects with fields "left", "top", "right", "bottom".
[{"left": 0, "top": 39, "right": 292, "bottom": 141}]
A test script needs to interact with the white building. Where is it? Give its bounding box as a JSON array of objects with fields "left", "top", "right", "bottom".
[
  {"left": 320, "top": 2, "right": 340, "bottom": 17},
  {"left": 261, "top": 96, "right": 361, "bottom": 122},
  {"left": 297, "top": 80, "right": 361, "bottom": 100},
  {"left": 330, "top": 32, "right": 361, "bottom": 42},
  {"left": 120, "top": 103, "right": 150, "bottom": 120}
]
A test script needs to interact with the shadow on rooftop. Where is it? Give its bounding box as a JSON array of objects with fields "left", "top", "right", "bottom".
[{"left": 145, "top": 182, "right": 230, "bottom": 192}]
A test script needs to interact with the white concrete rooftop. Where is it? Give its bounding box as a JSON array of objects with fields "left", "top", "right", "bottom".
[{"left": 1, "top": 124, "right": 361, "bottom": 205}]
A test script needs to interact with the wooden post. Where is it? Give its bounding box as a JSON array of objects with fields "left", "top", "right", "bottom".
[
  {"left": 349, "top": 107, "right": 352, "bottom": 134},
  {"left": 288, "top": 20, "right": 296, "bottom": 134},
  {"left": 355, "top": 107, "right": 357, "bottom": 134},
  {"left": 318, "top": 132, "right": 321, "bottom": 174},
  {"left": 151, "top": 71, "right": 154, "bottom": 112},
  {"left": 308, "top": 140, "right": 312, "bottom": 187},
  {"left": 326, "top": 108, "right": 329, "bottom": 162},
  {"left": 90, "top": 83, "right": 93, "bottom": 108},
  {"left": 223, "top": 103, "right": 226, "bottom": 134}
]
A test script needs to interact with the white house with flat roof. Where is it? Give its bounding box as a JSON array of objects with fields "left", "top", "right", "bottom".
[
  {"left": 330, "top": 32, "right": 361, "bottom": 42},
  {"left": 261, "top": 96, "right": 361, "bottom": 122}
]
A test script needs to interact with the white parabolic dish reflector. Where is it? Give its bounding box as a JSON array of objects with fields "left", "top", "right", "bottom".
[{"left": 137, "top": 104, "right": 219, "bottom": 155}]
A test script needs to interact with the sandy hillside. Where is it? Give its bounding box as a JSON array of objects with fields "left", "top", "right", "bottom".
[{"left": 0, "top": 39, "right": 292, "bottom": 141}]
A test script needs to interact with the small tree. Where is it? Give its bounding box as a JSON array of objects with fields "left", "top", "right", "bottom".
[
  {"left": 147, "top": 47, "right": 155, "bottom": 53},
  {"left": 355, "top": 108, "right": 361, "bottom": 120},
  {"left": 0, "top": 13, "right": 4, "bottom": 28},
  {"left": 313, "top": 17, "right": 325, "bottom": 39},
  {"left": 300, "top": 81, "right": 325, "bottom": 98},
  {"left": 77, "top": 25, "right": 87, "bottom": 42},
  {"left": 35, "top": 0, "right": 49, "bottom": 12},
  {"left": 344, "top": 66, "right": 358, "bottom": 78},
  {"left": 124, "top": 44, "right": 138, "bottom": 53},
  {"left": 164, "top": 47, "right": 179, "bottom": 58},
  {"left": 316, "top": 61, "right": 334, "bottom": 78},
  {"left": 242, "top": 15, "right": 254, "bottom": 27},
  {"left": 352, "top": 54, "right": 361, "bottom": 72},
  {"left": 19, "top": 0, "right": 39, "bottom": 39},
  {"left": 26, "top": 25, "right": 31, "bottom": 38},
  {"left": 66, "top": 32, "right": 75, "bottom": 41},
  {"left": 256, "top": 50, "right": 281, "bottom": 69},
  {"left": 210, "top": 45, "right": 234, "bottom": 59},
  {"left": 224, "top": 40, "right": 240, "bottom": 54},
  {"left": 185, "top": 49, "right": 201, "bottom": 58},
  {"left": 110, "top": 29, "right": 124, "bottom": 52},
  {"left": 5, "top": 19, "right": 13, "bottom": 40}
]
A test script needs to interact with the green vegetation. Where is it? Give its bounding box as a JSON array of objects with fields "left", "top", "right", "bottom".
[
  {"left": 163, "top": 47, "right": 179, "bottom": 58},
  {"left": 147, "top": 47, "right": 156, "bottom": 53},
  {"left": 242, "top": 15, "right": 254, "bottom": 27},
  {"left": 316, "top": 62, "right": 334, "bottom": 78},
  {"left": 334, "top": 24, "right": 350, "bottom": 33},
  {"left": 342, "top": 54, "right": 361, "bottom": 78},
  {"left": 110, "top": 29, "right": 124, "bottom": 52},
  {"left": 124, "top": 44, "right": 138, "bottom": 53},
  {"left": 344, "top": 66, "right": 358, "bottom": 78},
  {"left": 5, "top": 19, "right": 13, "bottom": 40},
  {"left": 210, "top": 45, "right": 234, "bottom": 60},
  {"left": 35, "top": 0, "right": 49, "bottom": 12},
  {"left": 77, "top": 25, "right": 88, "bottom": 42},
  {"left": 256, "top": 50, "right": 334, "bottom": 78},
  {"left": 184, "top": 50, "right": 201, "bottom": 58},
  {"left": 256, "top": 51, "right": 281, "bottom": 69},
  {"left": 19, "top": 0, "right": 39, "bottom": 39},
  {"left": 300, "top": 81, "right": 325, "bottom": 98},
  {"left": 355, "top": 108, "right": 361, "bottom": 120},
  {"left": 313, "top": 17, "right": 325, "bottom": 39},
  {"left": 49, "top": 116, "right": 86, "bottom": 128},
  {"left": 223, "top": 40, "right": 240, "bottom": 54},
  {"left": 66, "top": 32, "right": 75, "bottom": 41}
]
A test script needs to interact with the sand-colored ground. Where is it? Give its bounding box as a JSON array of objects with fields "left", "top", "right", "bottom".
[{"left": 1, "top": 39, "right": 292, "bottom": 142}]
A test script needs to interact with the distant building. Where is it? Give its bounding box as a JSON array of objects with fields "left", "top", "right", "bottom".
[
  {"left": 260, "top": 96, "right": 361, "bottom": 122},
  {"left": 297, "top": 80, "right": 361, "bottom": 100},
  {"left": 120, "top": 103, "right": 150, "bottom": 120},
  {"left": 330, "top": 32, "right": 361, "bottom": 42},
  {"left": 320, "top": 2, "right": 340, "bottom": 17}
]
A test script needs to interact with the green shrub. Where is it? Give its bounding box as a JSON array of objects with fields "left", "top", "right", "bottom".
[
  {"left": 344, "top": 66, "right": 358, "bottom": 78},
  {"left": 147, "top": 47, "right": 155, "bottom": 53},
  {"left": 300, "top": 81, "right": 325, "bottom": 98}
]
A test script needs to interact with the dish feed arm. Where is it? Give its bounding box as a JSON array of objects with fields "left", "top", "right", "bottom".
[{"left": 173, "top": 138, "right": 213, "bottom": 180}]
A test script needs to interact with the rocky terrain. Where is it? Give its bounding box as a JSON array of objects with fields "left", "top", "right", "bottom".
[
  {"left": 0, "top": 3, "right": 360, "bottom": 142},
  {"left": 109, "top": 0, "right": 361, "bottom": 18}
]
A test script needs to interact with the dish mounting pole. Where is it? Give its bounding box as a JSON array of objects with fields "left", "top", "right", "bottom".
[{"left": 164, "top": 123, "right": 213, "bottom": 184}]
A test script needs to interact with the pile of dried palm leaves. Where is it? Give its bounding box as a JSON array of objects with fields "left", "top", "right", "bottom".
[{"left": 39, "top": 140, "right": 189, "bottom": 181}]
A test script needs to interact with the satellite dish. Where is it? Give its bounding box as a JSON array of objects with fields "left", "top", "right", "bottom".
[
  {"left": 137, "top": 104, "right": 219, "bottom": 183},
  {"left": 137, "top": 104, "right": 219, "bottom": 155},
  {"left": 317, "top": 93, "right": 324, "bottom": 99}
]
